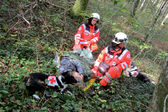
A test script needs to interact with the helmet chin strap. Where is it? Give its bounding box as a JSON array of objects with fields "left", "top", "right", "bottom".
[{"left": 111, "top": 42, "right": 120, "bottom": 48}]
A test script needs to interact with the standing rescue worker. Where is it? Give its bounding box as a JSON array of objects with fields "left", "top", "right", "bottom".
[
  {"left": 91, "top": 32, "right": 131, "bottom": 86},
  {"left": 73, "top": 13, "right": 100, "bottom": 52}
]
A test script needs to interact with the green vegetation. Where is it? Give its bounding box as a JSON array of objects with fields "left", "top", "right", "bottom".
[{"left": 0, "top": 0, "right": 167, "bottom": 111}]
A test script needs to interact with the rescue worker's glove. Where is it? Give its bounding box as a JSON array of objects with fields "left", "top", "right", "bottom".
[
  {"left": 91, "top": 67, "right": 103, "bottom": 78},
  {"left": 74, "top": 34, "right": 81, "bottom": 44},
  {"left": 73, "top": 44, "right": 81, "bottom": 50},
  {"left": 99, "top": 66, "right": 121, "bottom": 86},
  {"left": 99, "top": 78, "right": 108, "bottom": 86},
  {"left": 91, "top": 67, "right": 98, "bottom": 74},
  {"left": 73, "top": 34, "right": 81, "bottom": 50}
]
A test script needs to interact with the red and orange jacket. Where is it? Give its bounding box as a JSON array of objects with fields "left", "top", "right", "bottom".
[
  {"left": 73, "top": 23, "right": 100, "bottom": 51},
  {"left": 92, "top": 46, "right": 131, "bottom": 86}
]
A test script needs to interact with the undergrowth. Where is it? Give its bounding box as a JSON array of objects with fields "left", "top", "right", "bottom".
[{"left": 0, "top": 0, "right": 167, "bottom": 111}]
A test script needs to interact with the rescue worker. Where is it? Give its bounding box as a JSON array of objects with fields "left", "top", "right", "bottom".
[
  {"left": 73, "top": 13, "right": 100, "bottom": 52},
  {"left": 91, "top": 32, "right": 131, "bottom": 86}
]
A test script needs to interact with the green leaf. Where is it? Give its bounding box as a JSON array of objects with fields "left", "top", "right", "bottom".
[
  {"left": 0, "top": 102, "right": 5, "bottom": 105},
  {"left": 0, "top": 90, "right": 9, "bottom": 94}
]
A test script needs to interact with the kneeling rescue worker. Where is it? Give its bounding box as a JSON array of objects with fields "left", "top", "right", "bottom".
[
  {"left": 92, "top": 32, "right": 131, "bottom": 86},
  {"left": 73, "top": 13, "right": 100, "bottom": 52}
]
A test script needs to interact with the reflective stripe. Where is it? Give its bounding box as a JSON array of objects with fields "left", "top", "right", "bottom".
[
  {"left": 118, "top": 49, "right": 128, "bottom": 60},
  {"left": 95, "top": 29, "right": 99, "bottom": 33},
  {"left": 121, "top": 62, "right": 128, "bottom": 70},
  {"left": 104, "top": 73, "right": 112, "bottom": 83},
  {"left": 106, "top": 73, "right": 112, "bottom": 80},
  {"left": 82, "top": 24, "right": 90, "bottom": 34},
  {"left": 105, "top": 47, "right": 108, "bottom": 53},
  {"left": 82, "top": 24, "right": 86, "bottom": 29},
  {"left": 114, "top": 55, "right": 118, "bottom": 58},
  {"left": 75, "top": 34, "right": 81, "bottom": 39},
  {"left": 91, "top": 38, "right": 97, "bottom": 42},
  {"left": 84, "top": 30, "right": 90, "bottom": 33},
  {"left": 80, "top": 38, "right": 84, "bottom": 40},
  {"left": 80, "top": 42, "right": 88, "bottom": 44},
  {"left": 104, "top": 76, "right": 111, "bottom": 83},
  {"left": 91, "top": 37, "right": 98, "bottom": 42},
  {"left": 107, "top": 53, "right": 114, "bottom": 59},
  {"left": 94, "top": 61, "right": 100, "bottom": 67}
]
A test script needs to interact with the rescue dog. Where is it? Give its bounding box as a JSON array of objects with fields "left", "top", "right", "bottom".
[
  {"left": 23, "top": 71, "right": 87, "bottom": 99},
  {"left": 126, "top": 62, "right": 155, "bottom": 84},
  {"left": 23, "top": 72, "right": 76, "bottom": 99}
]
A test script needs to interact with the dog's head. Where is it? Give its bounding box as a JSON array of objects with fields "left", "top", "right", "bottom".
[{"left": 126, "top": 62, "right": 139, "bottom": 77}]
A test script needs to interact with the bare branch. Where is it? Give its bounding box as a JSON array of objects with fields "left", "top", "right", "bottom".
[
  {"left": 17, "top": 14, "right": 30, "bottom": 25},
  {"left": 7, "top": 19, "right": 20, "bottom": 33},
  {"left": 45, "top": 0, "right": 65, "bottom": 9}
]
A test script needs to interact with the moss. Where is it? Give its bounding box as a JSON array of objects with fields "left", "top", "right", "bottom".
[{"left": 71, "top": 0, "right": 89, "bottom": 17}]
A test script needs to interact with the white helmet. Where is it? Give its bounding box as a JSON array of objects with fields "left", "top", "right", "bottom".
[
  {"left": 112, "top": 32, "right": 128, "bottom": 44},
  {"left": 90, "top": 13, "right": 100, "bottom": 20}
]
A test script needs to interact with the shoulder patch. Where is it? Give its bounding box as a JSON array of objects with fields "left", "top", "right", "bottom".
[
  {"left": 78, "top": 26, "right": 82, "bottom": 31},
  {"left": 127, "top": 54, "right": 130, "bottom": 58}
]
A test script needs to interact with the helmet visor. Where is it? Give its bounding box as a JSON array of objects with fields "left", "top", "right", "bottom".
[{"left": 113, "top": 37, "right": 128, "bottom": 44}]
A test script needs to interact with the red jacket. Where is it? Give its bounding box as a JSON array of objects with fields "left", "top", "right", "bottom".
[
  {"left": 92, "top": 46, "right": 131, "bottom": 86},
  {"left": 73, "top": 23, "right": 100, "bottom": 51}
]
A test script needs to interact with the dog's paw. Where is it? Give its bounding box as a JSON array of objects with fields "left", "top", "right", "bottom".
[{"left": 33, "top": 94, "right": 40, "bottom": 100}]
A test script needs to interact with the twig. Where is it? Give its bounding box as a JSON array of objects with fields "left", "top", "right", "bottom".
[
  {"left": 45, "top": 0, "right": 65, "bottom": 9},
  {"left": 41, "top": 97, "right": 51, "bottom": 107},
  {"left": 132, "top": 47, "right": 145, "bottom": 61},
  {"left": 7, "top": 19, "right": 20, "bottom": 33},
  {"left": 35, "top": 39, "right": 39, "bottom": 72},
  {"left": 38, "top": 90, "right": 47, "bottom": 106},
  {"left": 17, "top": 14, "right": 30, "bottom": 25}
]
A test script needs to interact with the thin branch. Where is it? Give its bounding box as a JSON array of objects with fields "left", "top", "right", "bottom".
[
  {"left": 35, "top": 39, "right": 39, "bottom": 72},
  {"left": 45, "top": 0, "right": 65, "bottom": 10},
  {"left": 132, "top": 47, "right": 145, "bottom": 61},
  {"left": 7, "top": 19, "right": 20, "bottom": 33},
  {"left": 17, "top": 14, "right": 30, "bottom": 25}
]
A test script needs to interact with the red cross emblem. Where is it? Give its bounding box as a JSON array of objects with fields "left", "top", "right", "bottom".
[
  {"left": 49, "top": 77, "right": 56, "bottom": 84},
  {"left": 48, "top": 76, "right": 57, "bottom": 87}
]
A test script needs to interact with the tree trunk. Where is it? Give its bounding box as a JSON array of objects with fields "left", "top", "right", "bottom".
[
  {"left": 71, "top": 0, "right": 89, "bottom": 17},
  {"left": 139, "top": 0, "right": 146, "bottom": 11},
  {"left": 131, "top": 0, "right": 140, "bottom": 17},
  {"left": 145, "top": 0, "right": 168, "bottom": 42},
  {"left": 148, "top": 57, "right": 168, "bottom": 112}
]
